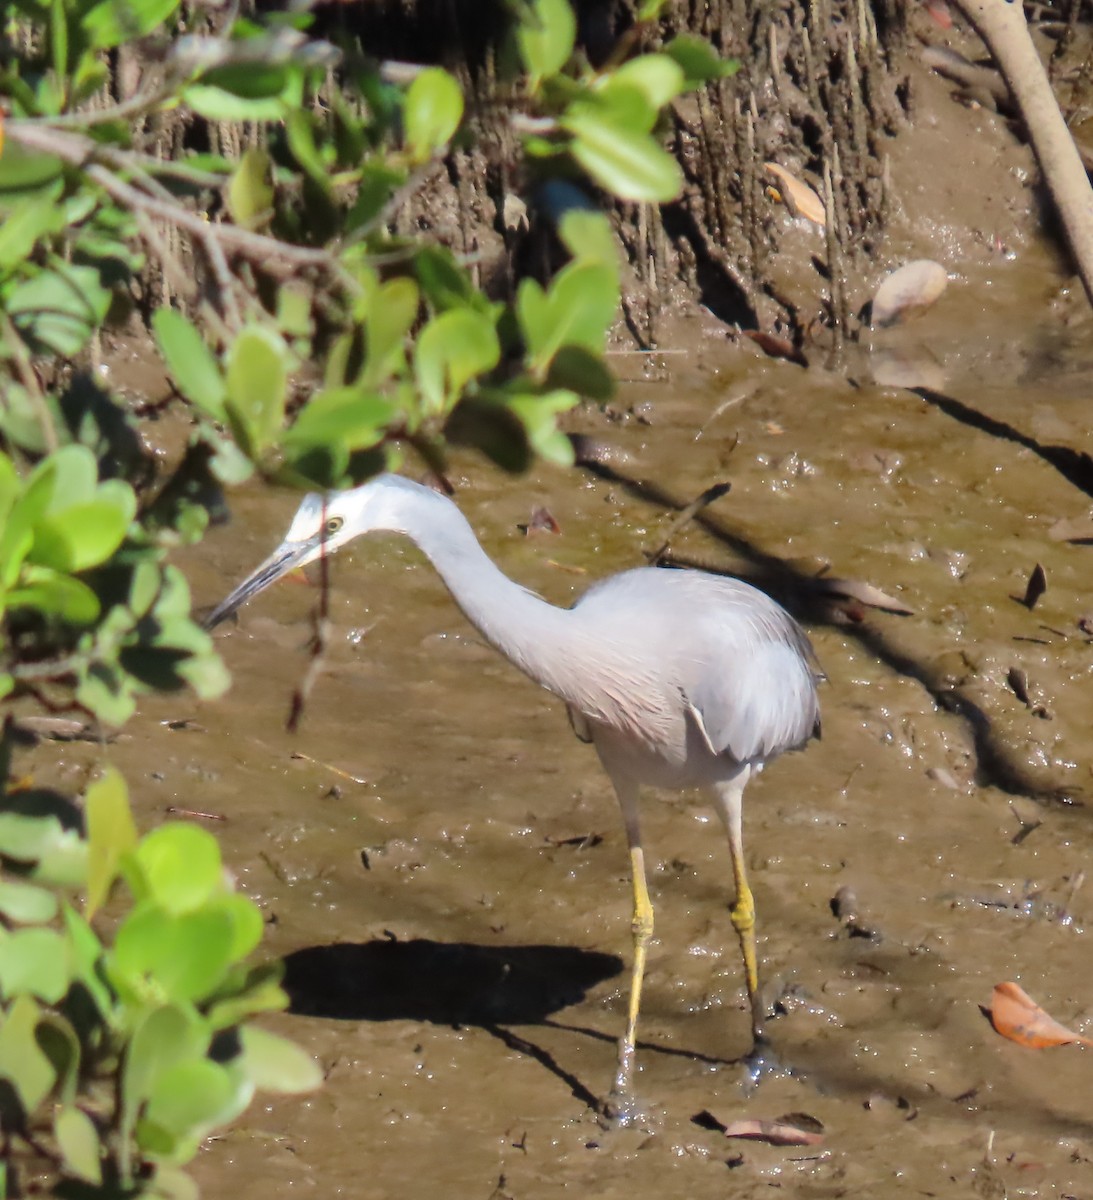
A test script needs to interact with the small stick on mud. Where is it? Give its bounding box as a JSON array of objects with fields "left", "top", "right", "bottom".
[{"left": 645, "top": 482, "right": 732, "bottom": 565}]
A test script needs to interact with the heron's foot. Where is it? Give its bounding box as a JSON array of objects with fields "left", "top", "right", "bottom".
[
  {"left": 599, "top": 1043, "right": 654, "bottom": 1129},
  {"left": 598, "top": 1083, "right": 653, "bottom": 1130},
  {"left": 738, "top": 1033, "right": 795, "bottom": 1095}
]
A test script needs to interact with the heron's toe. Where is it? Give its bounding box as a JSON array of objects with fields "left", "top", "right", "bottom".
[
  {"left": 599, "top": 1083, "right": 654, "bottom": 1131},
  {"left": 738, "top": 1034, "right": 796, "bottom": 1094}
]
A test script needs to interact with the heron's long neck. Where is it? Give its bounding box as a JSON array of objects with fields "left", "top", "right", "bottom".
[{"left": 391, "top": 491, "right": 585, "bottom": 705}]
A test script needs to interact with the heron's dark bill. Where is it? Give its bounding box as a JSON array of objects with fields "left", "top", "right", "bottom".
[{"left": 203, "top": 541, "right": 313, "bottom": 630}]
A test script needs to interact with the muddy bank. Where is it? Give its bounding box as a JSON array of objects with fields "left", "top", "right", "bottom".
[
  {"left": 20, "top": 20, "right": 1093, "bottom": 1197},
  {"left": 30, "top": 264, "right": 1093, "bottom": 1198}
]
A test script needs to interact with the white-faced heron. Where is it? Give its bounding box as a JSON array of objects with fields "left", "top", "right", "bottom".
[{"left": 206, "top": 474, "right": 822, "bottom": 1119}]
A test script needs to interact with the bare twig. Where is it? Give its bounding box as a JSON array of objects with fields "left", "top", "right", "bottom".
[
  {"left": 6, "top": 121, "right": 349, "bottom": 276},
  {"left": 0, "top": 313, "right": 58, "bottom": 452}
]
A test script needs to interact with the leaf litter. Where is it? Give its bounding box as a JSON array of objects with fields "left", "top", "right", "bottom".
[{"left": 988, "top": 982, "right": 1093, "bottom": 1048}]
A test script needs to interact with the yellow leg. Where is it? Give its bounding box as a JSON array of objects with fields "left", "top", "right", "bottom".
[
  {"left": 604, "top": 773, "right": 653, "bottom": 1116},
  {"left": 615, "top": 842, "right": 654, "bottom": 1097},
  {"left": 714, "top": 772, "right": 765, "bottom": 1045}
]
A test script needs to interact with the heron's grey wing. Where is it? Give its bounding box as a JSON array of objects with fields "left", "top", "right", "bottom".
[{"left": 681, "top": 604, "right": 821, "bottom": 764}]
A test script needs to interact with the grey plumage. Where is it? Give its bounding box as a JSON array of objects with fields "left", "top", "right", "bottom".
[{"left": 206, "top": 473, "right": 822, "bottom": 1119}]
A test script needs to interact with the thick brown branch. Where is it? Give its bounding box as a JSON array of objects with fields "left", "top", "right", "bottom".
[{"left": 953, "top": 0, "right": 1093, "bottom": 309}]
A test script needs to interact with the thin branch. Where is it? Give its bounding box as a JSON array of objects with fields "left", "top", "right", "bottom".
[
  {"left": 196, "top": 224, "right": 244, "bottom": 331},
  {"left": 7, "top": 122, "right": 345, "bottom": 273},
  {"left": 15, "top": 82, "right": 179, "bottom": 130}
]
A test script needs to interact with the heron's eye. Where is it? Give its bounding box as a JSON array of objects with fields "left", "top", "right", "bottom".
[{"left": 324, "top": 516, "right": 344, "bottom": 536}]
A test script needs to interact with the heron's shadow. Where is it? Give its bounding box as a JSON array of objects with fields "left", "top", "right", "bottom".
[{"left": 283, "top": 938, "right": 622, "bottom": 1026}]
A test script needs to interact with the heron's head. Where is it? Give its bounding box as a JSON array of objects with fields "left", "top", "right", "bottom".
[{"left": 203, "top": 476, "right": 405, "bottom": 629}]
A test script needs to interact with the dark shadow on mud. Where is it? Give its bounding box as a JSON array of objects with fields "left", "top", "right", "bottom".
[
  {"left": 577, "top": 458, "right": 1084, "bottom": 806},
  {"left": 914, "top": 387, "right": 1093, "bottom": 501},
  {"left": 283, "top": 938, "right": 622, "bottom": 1025}
]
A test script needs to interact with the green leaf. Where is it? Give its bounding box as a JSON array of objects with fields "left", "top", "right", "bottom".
[
  {"left": 235, "top": 1026, "right": 322, "bottom": 1093},
  {"left": 285, "top": 111, "right": 331, "bottom": 193},
  {"left": 76, "top": 662, "right": 136, "bottom": 726},
  {"left": 362, "top": 277, "right": 419, "bottom": 385},
  {"left": 0, "top": 995, "right": 55, "bottom": 1116},
  {"left": 152, "top": 310, "right": 228, "bottom": 423},
  {"left": 7, "top": 570, "right": 100, "bottom": 622},
  {"left": 123, "top": 1003, "right": 208, "bottom": 1114},
  {"left": 284, "top": 389, "right": 394, "bottom": 451},
  {"left": 0, "top": 880, "right": 59, "bottom": 924},
  {"left": 112, "top": 906, "right": 235, "bottom": 1003},
  {"left": 545, "top": 345, "right": 615, "bottom": 401},
  {"left": 183, "top": 85, "right": 285, "bottom": 123},
  {"left": 414, "top": 309, "right": 500, "bottom": 414},
  {"left": 85, "top": 767, "right": 138, "bottom": 918},
  {"left": 208, "top": 894, "right": 264, "bottom": 962},
  {"left": 224, "top": 326, "right": 289, "bottom": 457},
  {"left": 227, "top": 147, "right": 275, "bottom": 230},
  {"left": 30, "top": 484, "right": 137, "bottom": 572},
  {"left": 4, "top": 262, "right": 111, "bottom": 356},
  {"left": 412, "top": 245, "right": 488, "bottom": 313},
  {"left": 149, "top": 1165, "right": 200, "bottom": 1200},
  {"left": 130, "top": 823, "right": 223, "bottom": 915},
  {"left": 206, "top": 961, "right": 287, "bottom": 1030},
  {"left": 345, "top": 160, "right": 406, "bottom": 235},
  {"left": 517, "top": 260, "right": 618, "bottom": 371},
  {"left": 55, "top": 1106, "right": 103, "bottom": 1186},
  {"left": 0, "top": 186, "right": 65, "bottom": 269},
  {"left": 0, "top": 143, "right": 64, "bottom": 196},
  {"left": 557, "top": 209, "right": 618, "bottom": 269},
  {"left": 0, "top": 813, "right": 83, "bottom": 872},
  {"left": 403, "top": 68, "right": 463, "bottom": 161},
  {"left": 34, "top": 444, "right": 95, "bottom": 510},
  {"left": 663, "top": 35, "right": 740, "bottom": 88},
  {"left": 139, "top": 1059, "right": 242, "bottom": 1157},
  {"left": 505, "top": 388, "right": 578, "bottom": 464},
  {"left": 517, "top": 0, "right": 576, "bottom": 87},
  {"left": 0, "top": 928, "right": 70, "bottom": 1003},
  {"left": 561, "top": 110, "right": 682, "bottom": 202},
  {"left": 37, "top": 1013, "right": 81, "bottom": 1106},
  {"left": 602, "top": 54, "right": 685, "bottom": 110},
  {"left": 276, "top": 285, "right": 313, "bottom": 340},
  {"left": 81, "top": 0, "right": 182, "bottom": 49},
  {"left": 62, "top": 905, "right": 113, "bottom": 1019}
]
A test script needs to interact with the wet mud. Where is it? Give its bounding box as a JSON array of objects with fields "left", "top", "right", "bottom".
[{"left": 25, "top": 52, "right": 1093, "bottom": 1200}]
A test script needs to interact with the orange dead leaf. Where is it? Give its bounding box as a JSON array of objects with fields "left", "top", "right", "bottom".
[
  {"left": 762, "top": 163, "right": 825, "bottom": 226},
  {"left": 722, "top": 1116, "right": 824, "bottom": 1146},
  {"left": 989, "top": 982, "right": 1093, "bottom": 1048},
  {"left": 925, "top": 0, "right": 953, "bottom": 28}
]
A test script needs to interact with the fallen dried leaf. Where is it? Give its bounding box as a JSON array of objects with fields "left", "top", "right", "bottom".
[
  {"left": 925, "top": 0, "right": 953, "bottom": 27},
  {"left": 812, "top": 577, "right": 915, "bottom": 615},
  {"left": 742, "top": 330, "right": 808, "bottom": 367},
  {"left": 1021, "top": 563, "right": 1047, "bottom": 609},
  {"left": 763, "top": 163, "right": 825, "bottom": 226},
  {"left": 1047, "top": 515, "right": 1093, "bottom": 543},
  {"left": 12, "top": 716, "right": 97, "bottom": 742},
  {"left": 722, "top": 1114, "right": 824, "bottom": 1146},
  {"left": 871, "top": 260, "right": 948, "bottom": 327},
  {"left": 989, "top": 981, "right": 1093, "bottom": 1048},
  {"left": 520, "top": 506, "right": 560, "bottom": 536}
]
